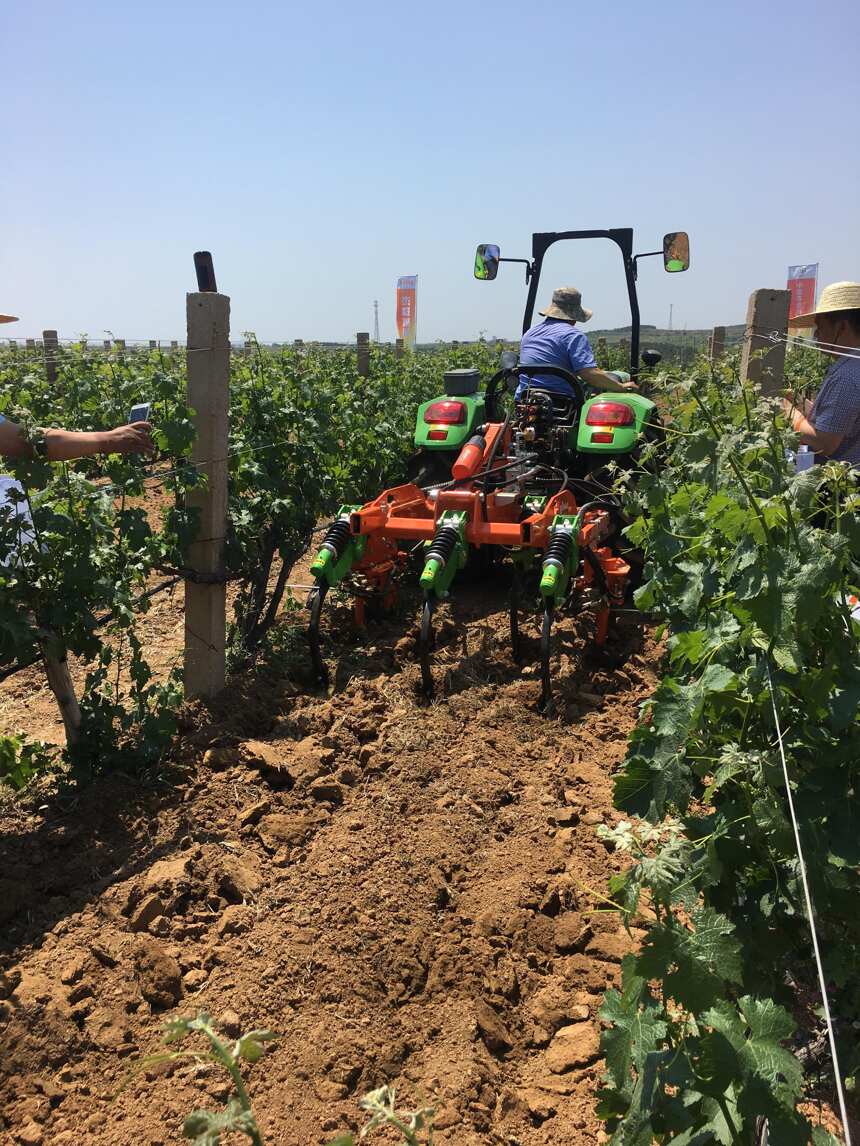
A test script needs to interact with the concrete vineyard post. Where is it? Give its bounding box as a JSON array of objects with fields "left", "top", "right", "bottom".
[
  {"left": 357, "top": 332, "right": 370, "bottom": 377},
  {"left": 395, "top": 337, "right": 404, "bottom": 360},
  {"left": 184, "top": 291, "right": 230, "bottom": 700},
  {"left": 26, "top": 339, "right": 35, "bottom": 351},
  {"left": 43, "top": 329, "right": 58, "bottom": 383},
  {"left": 710, "top": 326, "right": 726, "bottom": 362},
  {"left": 740, "top": 289, "right": 790, "bottom": 397}
]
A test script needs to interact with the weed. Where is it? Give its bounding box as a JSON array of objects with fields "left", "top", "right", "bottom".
[
  {"left": 137, "top": 1012, "right": 275, "bottom": 1145},
  {"left": 327, "top": 1085, "right": 435, "bottom": 1145}
]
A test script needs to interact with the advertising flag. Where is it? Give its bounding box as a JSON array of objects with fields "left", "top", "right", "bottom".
[
  {"left": 787, "top": 264, "right": 818, "bottom": 321},
  {"left": 396, "top": 276, "right": 418, "bottom": 349}
]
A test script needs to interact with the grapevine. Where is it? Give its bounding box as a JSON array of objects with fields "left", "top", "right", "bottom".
[{"left": 598, "top": 354, "right": 859, "bottom": 1143}]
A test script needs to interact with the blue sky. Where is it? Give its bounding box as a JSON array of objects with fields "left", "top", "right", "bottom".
[{"left": 3, "top": 0, "right": 858, "bottom": 342}]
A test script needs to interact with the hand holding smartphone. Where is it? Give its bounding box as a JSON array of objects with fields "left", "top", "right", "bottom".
[{"left": 129, "top": 403, "right": 152, "bottom": 424}]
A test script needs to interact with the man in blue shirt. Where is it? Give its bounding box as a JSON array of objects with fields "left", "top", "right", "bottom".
[
  {"left": 518, "top": 286, "right": 637, "bottom": 399},
  {"left": 784, "top": 282, "right": 860, "bottom": 468}
]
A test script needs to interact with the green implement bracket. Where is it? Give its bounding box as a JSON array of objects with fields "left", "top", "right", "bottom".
[
  {"left": 539, "top": 514, "right": 580, "bottom": 604},
  {"left": 523, "top": 495, "right": 548, "bottom": 515},
  {"left": 309, "top": 506, "right": 367, "bottom": 588},
  {"left": 419, "top": 510, "right": 468, "bottom": 598}
]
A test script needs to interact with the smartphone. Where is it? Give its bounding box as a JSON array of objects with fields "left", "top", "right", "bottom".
[
  {"left": 129, "top": 402, "right": 151, "bottom": 424},
  {"left": 194, "top": 251, "right": 217, "bottom": 293}
]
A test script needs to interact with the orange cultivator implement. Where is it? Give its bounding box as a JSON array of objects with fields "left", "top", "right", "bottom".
[{"left": 308, "top": 383, "right": 631, "bottom": 713}]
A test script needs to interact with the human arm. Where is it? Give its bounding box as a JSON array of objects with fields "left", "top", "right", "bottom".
[
  {"left": 0, "top": 418, "right": 155, "bottom": 461},
  {"left": 781, "top": 402, "right": 844, "bottom": 456},
  {"left": 578, "top": 366, "right": 638, "bottom": 393},
  {"left": 564, "top": 329, "right": 637, "bottom": 393}
]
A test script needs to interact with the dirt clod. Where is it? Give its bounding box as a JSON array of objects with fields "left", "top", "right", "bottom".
[
  {"left": 133, "top": 940, "right": 182, "bottom": 1010},
  {"left": 216, "top": 905, "right": 255, "bottom": 937},
  {"left": 544, "top": 1024, "right": 601, "bottom": 1073},
  {"left": 475, "top": 999, "right": 514, "bottom": 1053},
  {"left": 130, "top": 894, "right": 166, "bottom": 933}
]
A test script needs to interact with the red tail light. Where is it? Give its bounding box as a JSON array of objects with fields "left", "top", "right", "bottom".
[
  {"left": 585, "top": 401, "right": 635, "bottom": 427},
  {"left": 427, "top": 429, "right": 449, "bottom": 440},
  {"left": 424, "top": 400, "right": 466, "bottom": 425},
  {"left": 591, "top": 431, "right": 615, "bottom": 443}
]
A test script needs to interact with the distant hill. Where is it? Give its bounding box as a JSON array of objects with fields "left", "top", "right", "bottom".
[{"left": 590, "top": 324, "right": 745, "bottom": 345}]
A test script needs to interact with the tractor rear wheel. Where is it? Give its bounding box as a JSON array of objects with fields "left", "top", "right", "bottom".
[{"left": 406, "top": 450, "right": 454, "bottom": 489}]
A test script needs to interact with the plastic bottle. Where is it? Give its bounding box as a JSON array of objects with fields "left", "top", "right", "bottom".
[{"left": 796, "top": 444, "right": 815, "bottom": 472}]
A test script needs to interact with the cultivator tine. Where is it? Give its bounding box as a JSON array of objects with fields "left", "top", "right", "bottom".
[
  {"left": 539, "top": 604, "right": 555, "bottom": 715},
  {"left": 419, "top": 597, "right": 435, "bottom": 697},
  {"left": 307, "top": 581, "right": 329, "bottom": 687}
]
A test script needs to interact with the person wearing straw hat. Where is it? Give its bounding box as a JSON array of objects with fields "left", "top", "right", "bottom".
[
  {"left": 516, "top": 287, "right": 638, "bottom": 400},
  {"left": 0, "top": 315, "right": 154, "bottom": 461},
  {"left": 784, "top": 282, "right": 860, "bottom": 467}
]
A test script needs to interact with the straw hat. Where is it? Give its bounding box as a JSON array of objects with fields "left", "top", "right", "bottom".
[
  {"left": 0, "top": 314, "right": 18, "bottom": 324},
  {"left": 540, "top": 286, "right": 592, "bottom": 324},
  {"left": 789, "top": 281, "right": 860, "bottom": 327}
]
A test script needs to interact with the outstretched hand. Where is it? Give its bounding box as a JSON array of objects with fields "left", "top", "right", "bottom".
[{"left": 103, "top": 422, "right": 156, "bottom": 456}]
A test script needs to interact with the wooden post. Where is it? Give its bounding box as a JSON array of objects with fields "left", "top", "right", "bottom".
[
  {"left": 184, "top": 291, "right": 230, "bottom": 700},
  {"left": 709, "top": 325, "right": 726, "bottom": 362},
  {"left": 43, "top": 329, "right": 58, "bottom": 383},
  {"left": 395, "top": 337, "right": 404, "bottom": 361},
  {"left": 40, "top": 640, "right": 81, "bottom": 746},
  {"left": 740, "top": 289, "right": 790, "bottom": 397},
  {"left": 357, "top": 331, "right": 370, "bottom": 377}
]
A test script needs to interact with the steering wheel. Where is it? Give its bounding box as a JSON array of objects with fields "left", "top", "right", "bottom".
[{"left": 485, "top": 361, "right": 587, "bottom": 422}]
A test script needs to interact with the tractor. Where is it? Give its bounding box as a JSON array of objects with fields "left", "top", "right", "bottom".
[{"left": 307, "top": 227, "right": 689, "bottom": 712}]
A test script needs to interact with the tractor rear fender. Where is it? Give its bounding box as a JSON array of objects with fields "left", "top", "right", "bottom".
[
  {"left": 414, "top": 392, "right": 486, "bottom": 451},
  {"left": 575, "top": 392, "right": 657, "bottom": 454}
]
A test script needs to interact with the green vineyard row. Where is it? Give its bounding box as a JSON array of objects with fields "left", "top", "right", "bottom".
[{"left": 599, "top": 358, "right": 858, "bottom": 1143}]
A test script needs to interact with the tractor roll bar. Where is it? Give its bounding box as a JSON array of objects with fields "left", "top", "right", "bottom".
[{"left": 522, "top": 229, "right": 641, "bottom": 377}]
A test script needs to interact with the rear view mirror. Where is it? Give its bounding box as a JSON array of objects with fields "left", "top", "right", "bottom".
[
  {"left": 663, "top": 232, "right": 690, "bottom": 273},
  {"left": 474, "top": 244, "right": 500, "bottom": 281}
]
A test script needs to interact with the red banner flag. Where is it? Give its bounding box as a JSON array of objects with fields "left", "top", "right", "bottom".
[
  {"left": 787, "top": 264, "right": 818, "bottom": 321},
  {"left": 396, "top": 276, "right": 417, "bottom": 349}
]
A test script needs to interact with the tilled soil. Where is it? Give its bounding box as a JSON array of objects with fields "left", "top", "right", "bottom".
[{"left": 0, "top": 581, "right": 661, "bottom": 1145}]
